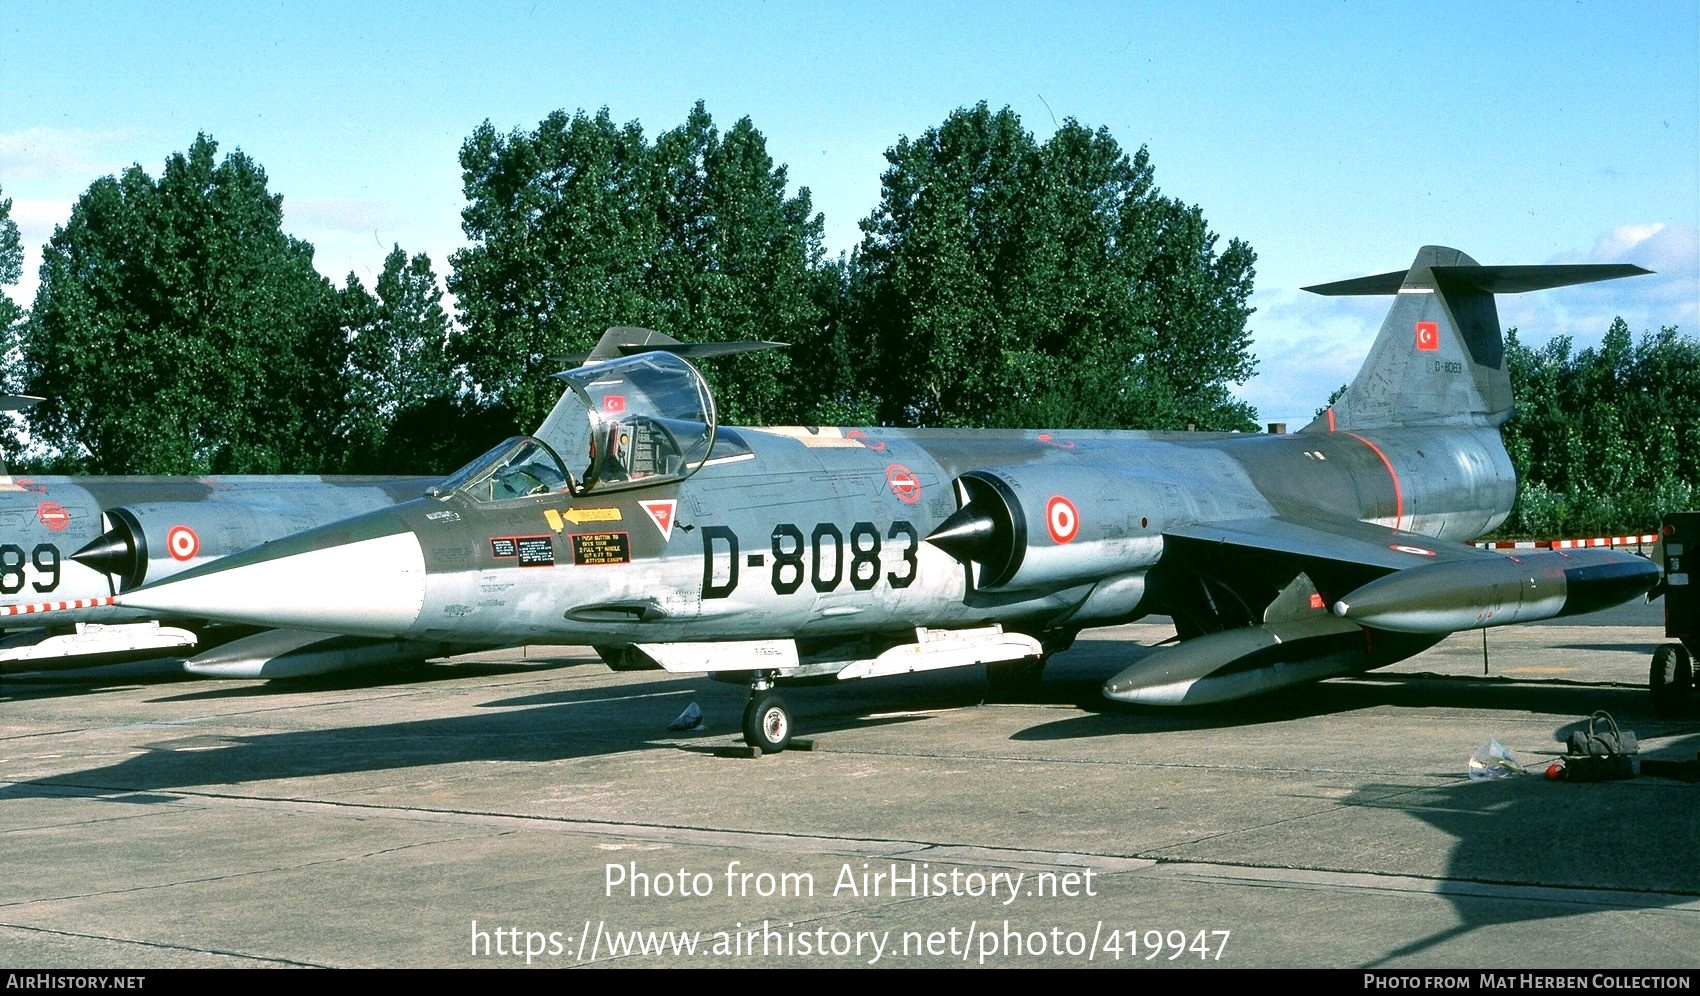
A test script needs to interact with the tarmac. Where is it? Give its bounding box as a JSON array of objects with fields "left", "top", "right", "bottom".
[{"left": 2, "top": 599, "right": 1696, "bottom": 969}]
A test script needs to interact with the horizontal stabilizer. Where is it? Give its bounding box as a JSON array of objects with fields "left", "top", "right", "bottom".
[
  {"left": 559, "top": 326, "right": 788, "bottom": 366},
  {"left": 619, "top": 340, "right": 787, "bottom": 359},
  {"left": 1302, "top": 247, "right": 1652, "bottom": 433},
  {"left": 1304, "top": 263, "right": 1650, "bottom": 296}
]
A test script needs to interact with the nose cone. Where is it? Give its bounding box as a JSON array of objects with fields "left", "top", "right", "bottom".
[{"left": 117, "top": 511, "right": 427, "bottom": 638}]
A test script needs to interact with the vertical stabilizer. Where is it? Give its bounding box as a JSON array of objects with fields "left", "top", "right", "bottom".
[{"left": 1301, "top": 247, "right": 1648, "bottom": 432}]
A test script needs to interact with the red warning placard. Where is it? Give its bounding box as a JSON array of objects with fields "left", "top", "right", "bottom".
[
  {"left": 886, "top": 464, "right": 921, "bottom": 503},
  {"left": 37, "top": 502, "right": 68, "bottom": 531},
  {"left": 640, "top": 499, "right": 677, "bottom": 541}
]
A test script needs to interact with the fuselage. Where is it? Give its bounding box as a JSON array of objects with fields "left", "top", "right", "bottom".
[{"left": 133, "top": 422, "right": 1515, "bottom": 649}]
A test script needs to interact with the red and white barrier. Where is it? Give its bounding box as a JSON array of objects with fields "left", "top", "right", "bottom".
[
  {"left": 0, "top": 596, "right": 116, "bottom": 617},
  {"left": 1475, "top": 534, "right": 1659, "bottom": 552}
]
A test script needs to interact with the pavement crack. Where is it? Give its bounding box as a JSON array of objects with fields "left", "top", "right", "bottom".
[
  {"left": 0, "top": 922, "right": 330, "bottom": 967},
  {"left": 0, "top": 829, "right": 506, "bottom": 911}
]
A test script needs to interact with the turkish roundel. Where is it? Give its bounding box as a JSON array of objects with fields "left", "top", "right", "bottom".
[{"left": 1415, "top": 321, "right": 1439, "bottom": 352}]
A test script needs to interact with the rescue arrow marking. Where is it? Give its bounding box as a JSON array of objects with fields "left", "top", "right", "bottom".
[{"left": 564, "top": 507, "right": 623, "bottom": 525}]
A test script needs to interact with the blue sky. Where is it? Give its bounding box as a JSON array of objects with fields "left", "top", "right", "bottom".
[{"left": 3, "top": 1, "right": 1695, "bottom": 425}]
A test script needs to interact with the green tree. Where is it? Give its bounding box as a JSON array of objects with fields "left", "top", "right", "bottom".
[
  {"left": 645, "top": 106, "right": 828, "bottom": 425},
  {"left": 0, "top": 185, "right": 29, "bottom": 466},
  {"left": 1501, "top": 319, "right": 1699, "bottom": 535},
  {"left": 338, "top": 246, "right": 461, "bottom": 470},
  {"left": 449, "top": 103, "right": 830, "bottom": 430},
  {"left": 14, "top": 135, "right": 347, "bottom": 474},
  {"left": 845, "top": 104, "right": 1256, "bottom": 430},
  {"left": 450, "top": 108, "right": 657, "bottom": 428},
  {"left": 0, "top": 184, "right": 21, "bottom": 339}
]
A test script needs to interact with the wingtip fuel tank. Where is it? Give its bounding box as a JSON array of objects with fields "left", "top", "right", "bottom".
[{"left": 1332, "top": 548, "right": 1660, "bottom": 634}]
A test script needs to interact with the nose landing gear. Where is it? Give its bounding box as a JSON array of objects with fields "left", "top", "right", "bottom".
[{"left": 742, "top": 672, "right": 792, "bottom": 754}]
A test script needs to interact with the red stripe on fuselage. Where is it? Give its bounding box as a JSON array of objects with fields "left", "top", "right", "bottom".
[{"left": 1343, "top": 432, "right": 1404, "bottom": 530}]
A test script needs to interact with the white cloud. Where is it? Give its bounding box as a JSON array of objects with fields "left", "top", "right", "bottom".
[
  {"left": 1239, "top": 290, "right": 1388, "bottom": 424},
  {"left": 2, "top": 199, "right": 75, "bottom": 309},
  {"left": 1507, "top": 222, "right": 1700, "bottom": 343},
  {"left": 283, "top": 198, "right": 393, "bottom": 234},
  {"left": 1586, "top": 223, "right": 1668, "bottom": 261},
  {"left": 9, "top": 198, "right": 73, "bottom": 240},
  {"left": 0, "top": 126, "right": 150, "bottom": 185}
]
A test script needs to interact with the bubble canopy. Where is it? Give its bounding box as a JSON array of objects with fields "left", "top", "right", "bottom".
[{"left": 438, "top": 352, "right": 719, "bottom": 503}]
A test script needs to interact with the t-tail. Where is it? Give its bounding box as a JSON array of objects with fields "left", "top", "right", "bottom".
[{"left": 1302, "top": 246, "right": 1649, "bottom": 433}]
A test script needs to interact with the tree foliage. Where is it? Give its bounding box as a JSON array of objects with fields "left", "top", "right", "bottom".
[
  {"left": 0, "top": 185, "right": 21, "bottom": 336},
  {"left": 5, "top": 139, "right": 472, "bottom": 476},
  {"left": 449, "top": 102, "right": 827, "bottom": 430},
  {"left": 5, "top": 107, "right": 1273, "bottom": 476},
  {"left": 11, "top": 136, "right": 349, "bottom": 474},
  {"left": 338, "top": 246, "right": 461, "bottom": 470},
  {"left": 0, "top": 186, "right": 26, "bottom": 466},
  {"left": 842, "top": 103, "right": 1257, "bottom": 430},
  {"left": 1502, "top": 319, "right": 1699, "bottom": 535}
]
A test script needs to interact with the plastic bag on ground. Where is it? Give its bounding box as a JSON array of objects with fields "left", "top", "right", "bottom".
[{"left": 1468, "top": 738, "right": 1528, "bottom": 779}]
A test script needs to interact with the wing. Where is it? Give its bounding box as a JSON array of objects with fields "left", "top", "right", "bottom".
[
  {"left": 1152, "top": 514, "right": 1493, "bottom": 638},
  {"left": 1101, "top": 514, "right": 1658, "bottom": 706}
]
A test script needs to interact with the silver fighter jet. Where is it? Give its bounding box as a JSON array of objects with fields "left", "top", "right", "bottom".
[
  {"left": 111, "top": 247, "right": 1661, "bottom": 750},
  {"left": 0, "top": 461, "right": 437, "bottom": 675}
]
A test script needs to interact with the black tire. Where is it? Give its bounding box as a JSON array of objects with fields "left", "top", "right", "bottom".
[
  {"left": 742, "top": 692, "right": 792, "bottom": 754},
  {"left": 1650, "top": 643, "right": 1693, "bottom": 716}
]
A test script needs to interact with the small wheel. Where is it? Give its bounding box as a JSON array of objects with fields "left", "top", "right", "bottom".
[
  {"left": 1650, "top": 643, "right": 1693, "bottom": 716},
  {"left": 742, "top": 692, "right": 792, "bottom": 754}
]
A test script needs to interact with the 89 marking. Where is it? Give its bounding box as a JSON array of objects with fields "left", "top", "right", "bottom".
[{"left": 0, "top": 543, "right": 62, "bottom": 594}]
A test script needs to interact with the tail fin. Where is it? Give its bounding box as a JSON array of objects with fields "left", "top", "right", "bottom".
[
  {"left": 1301, "top": 246, "right": 1648, "bottom": 432},
  {"left": 0, "top": 395, "right": 42, "bottom": 476}
]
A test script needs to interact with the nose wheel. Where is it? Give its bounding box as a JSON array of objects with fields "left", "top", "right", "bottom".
[{"left": 741, "top": 673, "right": 792, "bottom": 753}]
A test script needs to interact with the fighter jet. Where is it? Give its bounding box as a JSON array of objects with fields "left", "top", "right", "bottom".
[
  {"left": 111, "top": 246, "right": 1661, "bottom": 750},
  {"left": 0, "top": 462, "right": 440, "bottom": 675}
]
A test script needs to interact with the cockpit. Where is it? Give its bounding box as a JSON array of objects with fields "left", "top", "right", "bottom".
[{"left": 436, "top": 352, "right": 722, "bottom": 503}]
